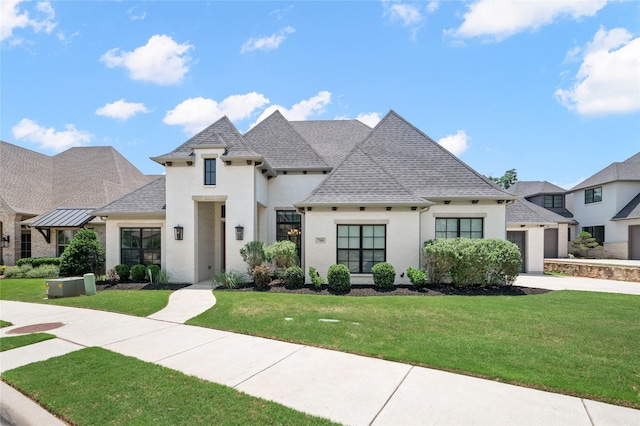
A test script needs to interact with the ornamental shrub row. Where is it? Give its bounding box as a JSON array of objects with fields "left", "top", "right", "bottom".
[
  {"left": 16, "top": 257, "right": 61, "bottom": 267},
  {"left": 423, "top": 238, "right": 521, "bottom": 287}
]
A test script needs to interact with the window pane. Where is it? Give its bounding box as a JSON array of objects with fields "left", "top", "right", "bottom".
[
  {"left": 337, "top": 225, "right": 349, "bottom": 237},
  {"left": 435, "top": 219, "right": 446, "bottom": 233},
  {"left": 362, "top": 226, "right": 374, "bottom": 237},
  {"left": 337, "top": 237, "right": 349, "bottom": 248},
  {"left": 374, "top": 225, "right": 385, "bottom": 237},
  {"left": 460, "top": 219, "right": 471, "bottom": 233},
  {"left": 348, "top": 236, "right": 360, "bottom": 248},
  {"left": 373, "top": 236, "right": 385, "bottom": 249}
]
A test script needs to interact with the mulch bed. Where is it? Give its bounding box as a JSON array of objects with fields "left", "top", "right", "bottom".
[{"left": 95, "top": 282, "right": 191, "bottom": 292}]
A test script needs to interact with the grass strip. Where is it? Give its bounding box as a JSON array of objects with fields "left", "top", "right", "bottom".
[
  {"left": 0, "top": 320, "right": 12, "bottom": 328},
  {"left": 0, "top": 333, "right": 56, "bottom": 352},
  {"left": 189, "top": 290, "right": 640, "bottom": 408},
  {"left": 0, "top": 279, "right": 170, "bottom": 317},
  {"left": 2, "top": 347, "right": 336, "bottom": 426}
]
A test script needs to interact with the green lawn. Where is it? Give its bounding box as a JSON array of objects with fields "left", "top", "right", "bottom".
[
  {"left": 0, "top": 320, "right": 11, "bottom": 328},
  {"left": 2, "top": 347, "right": 336, "bottom": 426},
  {"left": 0, "top": 333, "right": 56, "bottom": 352},
  {"left": 0, "top": 279, "right": 171, "bottom": 317},
  {"left": 188, "top": 290, "right": 640, "bottom": 408}
]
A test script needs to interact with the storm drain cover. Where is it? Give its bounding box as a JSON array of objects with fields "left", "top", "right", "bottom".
[{"left": 7, "top": 322, "right": 65, "bottom": 334}]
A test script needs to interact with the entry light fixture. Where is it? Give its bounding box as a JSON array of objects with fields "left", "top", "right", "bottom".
[
  {"left": 235, "top": 225, "right": 244, "bottom": 241},
  {"left": 174, "top": 225, "right": 184, "bottom": 241},
  {"left": 1, "top": 235, "right": 9, "bottom": 248}
]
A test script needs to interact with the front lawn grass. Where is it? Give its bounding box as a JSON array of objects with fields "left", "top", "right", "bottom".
[
  {"left": 0, "top": 320, "right": 12, "bottom": 328},
  {"left": 0, "top": 279, "right": 170, "bottom": 317},
  {"left": 189, "top": 290, "right": 640, "bottom": 408},
  {"left": 0, "top": 333, "right": 56, "bottom": 352},
  {"left": 2, "top": 347, "right": 336, "bottom": 426}
]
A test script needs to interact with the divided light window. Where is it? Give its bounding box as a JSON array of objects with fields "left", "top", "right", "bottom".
[
  {"left": 543, "top": 195, "right": 563, "bottom": 208},
  {"left": 583, "top": 226, "right": 605, "bottom": 246},
  {"left": 57, "top": 230, "right": 77, "bottom": 256},
  {"left": 204, "top": 159, "right": 216, "bottom": 185},
  {"left": 337, "top": 224, "right": 386, "bottom": 274},
  {"left": 21, "top": 228, "right": 31, "bottom": 259},
  {"left": 585, "top": 187, "right": 602, "bottom": 204},
  {"left": 435, "top": 218, "right": 483, "bottom": 239},
  {"left": 121, "top": 228, "right": 161, "bottom": 268},
  {"left": 276, "top": 210, "right": 301, "bottom": 245}
]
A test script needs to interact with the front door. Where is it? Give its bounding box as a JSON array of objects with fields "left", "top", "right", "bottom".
[
  {"left": 544, "top": 228, "right": 558, "bottom": 258},
  {"left": 507, "top": 231, "right": 526, "bottom": 273}
]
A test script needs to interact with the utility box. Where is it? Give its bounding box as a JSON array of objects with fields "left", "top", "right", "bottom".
[
  {"left": 46, "top": 277, "right": 86, "bottom": 298},
  {"left": 83, "top": 273, "right": 96, "bottom": 296}
]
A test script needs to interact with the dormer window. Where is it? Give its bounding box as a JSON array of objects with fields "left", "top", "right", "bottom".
[
  {"left": 585, "top": 187, "right": 602, "bottom": 204},
  {"left": 204, "top": 158, "right": 216, "bottom": 185},
  {"left": 543, "top": 195, "right": 563, "bottom": 208}
]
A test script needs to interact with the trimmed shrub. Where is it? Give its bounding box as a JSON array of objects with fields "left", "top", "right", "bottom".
[
  {"left": 371, "top": 262, "right": 396, "bottom": 289},
  {"left": 252, "top": 263, "right": 272, "bottom": 289},
  {"left": 146, "top": 264, "right": 161, "bottom": 281},
  {"left": 423, "top": 238, "right": 521, "bottom": 287},
  {"left": 406, "top": 267, "right": 428, "bottom": 287},
  {"left": 17, "top": 257, "right": 61, "bottom": 267},
  {"left": 283, "top": 266, "right": 304, "bottom": 289},
  {"left": 114, "top": 264, "right": 130, "bottom": 281},
  {"left": 59, "top": 229, "right": 105, "bottom": 276},
  {"left": 212, "top": 270, "right": 250, "bottom": 289},
  {"left": 240, "top": 241, "right": 266, "bottom": 273},
  {"left": 308, "top": 266, "right": 325, "bottom": 290},
  {"left": 130, "top": 264, "right": 147, "bottom": 281},
  {"left": 4, "top": 265, "right": 31, "bottom": 278},
  {"left": 327, "top": 264, "right": 351, "bottom": 293},
  {"left": 5, "top": 264, "right": 59, "bottom": 279},
  {"left": 265, "top": 240, "right": 298, "bottom": 277}
]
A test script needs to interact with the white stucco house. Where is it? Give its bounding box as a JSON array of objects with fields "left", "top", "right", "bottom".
[
  {"left": 94, "top": 110, "right": 520, "bottom": 284},
  {"left": 567, "top": 152, "right": 640, "bottom": 260}
]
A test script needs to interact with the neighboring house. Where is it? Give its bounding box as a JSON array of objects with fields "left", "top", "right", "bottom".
[
  {"left": 0, "top": 141, "right": 157, "bottom": 265},
  {"left": 508, "top": 181, "right": 577, "bottom": 262},
  {"left": 95, "top": 110, "right": 518, "bottom": 284},
  {"left": 567, "top": 152, "right": 640, "bottom": 260}
]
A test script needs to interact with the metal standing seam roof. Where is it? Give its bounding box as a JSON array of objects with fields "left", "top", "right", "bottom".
[{"left": 30, "top": 208, "right": 96, "bottom": 228}]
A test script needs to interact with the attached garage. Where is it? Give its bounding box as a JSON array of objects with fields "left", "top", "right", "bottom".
[{"left": 630, "top": 225, "right": 640, "bottom": 260}]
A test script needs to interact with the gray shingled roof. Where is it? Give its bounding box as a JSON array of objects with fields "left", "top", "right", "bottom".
[
  {"left": 244, "top": 110, "right": 330, "bottom": 170},
  {"left": 298, "top": 111, "right": 515, "bottom": 206},
  {"left": 290, "top": 120, "right": 372, "bottom": 167},
  {"left": 0, "top": 141, "right": 156, "bottom": 215},
  {"left": 31, "top": 208, "right": 95, "bottom": 228},
  {"left": 93, "top": 176, "right": 166, "bottom": 215},
  {"left": 571, "top": 152, "right": 640, "bottom": 191},
  {"left": 506, "top": 199, "right": 574, "bottom": 224},
  {"left": 151, "top": 116, "right": 258, "bottom": 163},
  {"left": 612, "top": 192, "right": 640, "bottom": 221},
  {"left": 509, "top": 181, "right": 567, "bottom": 196}
]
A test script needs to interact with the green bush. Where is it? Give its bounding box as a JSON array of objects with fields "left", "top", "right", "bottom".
[
  {"left": 240, "top": 241, "right": 266, "bottom": 273},
  {"left": 308, "top": 266, "right": 325, "bottom": 290},
  {"left": 114, "top": 264, "right": 130, "bottom": 281},
  {"left": 212, "top": 270, "right": 250, "bottom": 289},
  {"left": 423, "top": 238, "right": 521, "bottom": 287},
  {"left": 59, "top": 229, "right": 105, "bottom": 276},
  {"left": 264, "top": 240, "right": 298, "bottom": 277},
  {"left": 283, "top": 266, "right": 304, "bottom": 289},
  {"left": 371, "top": 262, "right": 396, "bottom": 289},
  {"left": 0, "top": 265, "right": 8, "bottom": 275},
  {"left": 130, "top": 264, "right": 147, "bottom": 281},
  {"left": 17, "top": 257, "right": 61, "bottom": 267},
  {"left": 327, "top": 264, "right": 351, "bottom": 293},
  {"left": 4, "top": 264, "right": 59, "bottom": 279},
  {"left": 252, "top": 263, "right": 272, "bottom": 289},
  {"left": 146, "top": 264, "right": 161, "bottom": 281},
  {"left": 406, "top": 267, "right": 428, "bottom": 287}
]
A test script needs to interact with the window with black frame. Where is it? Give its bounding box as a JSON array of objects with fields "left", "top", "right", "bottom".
[
  {"left": 435, "top": 218, "right": 483, "bottom": 239},
  {"left": 204, "top": 158, "right": 216, "bottom": 185},
  {"left": 543, "top": 195, "right": 563, "bottom": 208},
  {"left": 585, "top": 187, "right": 602, "bottom": 204},
  {"left": 337, "top": 224, "right": 386, "bottom": 273},
  {"left": 276, "top": 210, "right": 301, "bottom": 258},
  {"left": 120, "top": 227, "right": 161, "bottom": 267}
]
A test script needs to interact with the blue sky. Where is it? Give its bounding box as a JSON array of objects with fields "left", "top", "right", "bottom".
[{"left": 2, "top": 0, "right": 639, "bottom": 189}]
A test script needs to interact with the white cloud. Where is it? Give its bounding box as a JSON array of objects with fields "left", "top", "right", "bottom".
[
  {"left": 1, "top": 0, "right": 57, "bottom": 42},
  {"left": 438, "top": 130, "right": 469, "bottom": 156},
  {"left": 12, "top": 118, "right": 92, "bottom": 152},
  {"left": 127, "top": 7, "right": 146, "bottom": 21},
  {"left": 164, "top": 93, "right": 270, "bottom": 134},
  {"left": 100, "top": 35, "right": 193, "bottom": 85},
  {"left": 555, "top": 27, "right": 640, "bottom": 115},
  {"left": 96, "top": 99, "right": 149, "bottom": 121},
  {"left": 387, "top": 3, "right": 423, "bottom": 27},
  {"left": 250, "top": 91, "right": 332, "bottom": 128},
  {"left": 355, "top": 112, "right": 382, "bottom": 128},
  {"left": 241, "top": 26, "right": 295, "bottom": 53},
  {"left": 449, "top": 0, "right": 607, "bottom": 41}
]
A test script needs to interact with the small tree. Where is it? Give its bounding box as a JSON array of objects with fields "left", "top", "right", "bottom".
[
  {"left": 59, "top": 229, "right": 105, "bottom": 276},
  {"left": 572, "top": 231, "right": 603, "bottom": 258},
  {"left": 240, "top": 241, "right": 265, "bottom": 273}
]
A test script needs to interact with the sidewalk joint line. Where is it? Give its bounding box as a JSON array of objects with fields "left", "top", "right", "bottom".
[
  {"left": 232, "top": 343, "right": 307, "bottom": 388},
  {"left": 368, "top": 365, "right": 414, "bottom": 425},
  {"left": 581, "top": 399, "right": 596, "bottom": 426}
]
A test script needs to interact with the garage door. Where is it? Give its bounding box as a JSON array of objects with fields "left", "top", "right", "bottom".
[
  {"left": 630, "top": 225, "right": 640, "bottom": 260},
  {"left": 507, "top": 231, "right": 526, "bottom": 273},
  {"left": 544, "top": 228, "right": 558, "bottom": 258}
]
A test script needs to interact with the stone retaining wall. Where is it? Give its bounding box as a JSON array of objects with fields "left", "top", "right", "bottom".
[{"left": 544, "top": 260, "right": 640, "bottom": 283}]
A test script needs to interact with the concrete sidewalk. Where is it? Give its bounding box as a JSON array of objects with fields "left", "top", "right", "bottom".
[
  {"left": 1, "top": 297, "right": 639, "bottom": 425},
  {"left": 516, "top": 272, "right": 640, "bottom": 295}
]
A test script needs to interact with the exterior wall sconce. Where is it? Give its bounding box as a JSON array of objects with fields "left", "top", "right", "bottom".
[
  {"left": 235, "top": 225, "right": 244, "bottom": 240},
  {"left": 1, "top": 235, "right": 9, "bottom": 248},
  {"left": 174, "top": 225, "right": 184, "bottom": 240}
]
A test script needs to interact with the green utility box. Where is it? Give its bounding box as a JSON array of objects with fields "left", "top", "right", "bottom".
[
  {"left": 46, "top": 277, "right": 86, "bottom": 299},
  {"left": 84, "top": 273, "right": 96, "bottom": 296}
]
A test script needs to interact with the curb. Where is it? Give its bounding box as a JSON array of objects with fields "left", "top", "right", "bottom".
[{"left": 0, "top": 381, "right": 66, "bottom": 426}]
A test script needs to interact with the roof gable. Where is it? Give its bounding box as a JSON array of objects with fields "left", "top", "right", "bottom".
[
  {"left": 506, "top": 199, "right": 574, "bottom": 224},
  {"left": 510, "top": 181, "right": 566, "bottom": 196},
  {"left": 244, "top": 110, "right": 329, "bottom": 170},
  {"left": 571, "top": 152, "right": 640, "bottom": 191},
  {"left": 94, "top": 176, "right": 166, "bottom": 215}
]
